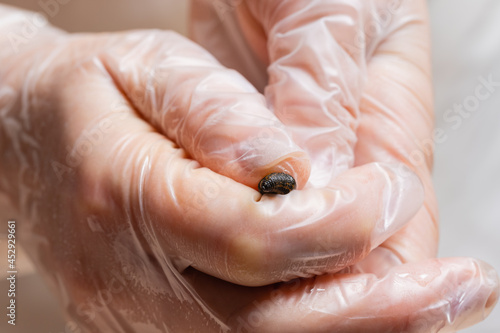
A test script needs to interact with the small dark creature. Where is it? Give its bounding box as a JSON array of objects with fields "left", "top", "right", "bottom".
[{"left": 258, "top": 173, "right": 296, "bottom": 195}]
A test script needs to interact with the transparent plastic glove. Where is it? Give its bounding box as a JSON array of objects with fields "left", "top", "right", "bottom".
[
  {"left": 190, "top": 0, "right": 500, "bottom": 331},
  {"left": 0, "top": 3, "right": 436, "bottom": 332}
]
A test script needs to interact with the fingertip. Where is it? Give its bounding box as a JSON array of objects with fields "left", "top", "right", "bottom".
[
  {"left": 477, "top": 260, "right": 500, "bottom": 315},
  {"left": 434, "top": 258, "right": 500, "bottom": 330}
]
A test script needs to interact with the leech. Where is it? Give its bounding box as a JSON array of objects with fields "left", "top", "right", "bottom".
[{"left": 258, "top": 173, "right": 296, "bottom": 195}]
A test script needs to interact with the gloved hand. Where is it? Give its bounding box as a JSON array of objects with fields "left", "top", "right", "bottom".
[
  {"left": 0, "top": 3, "right": 425, "bottom": 332},
  {"left": 0, "top": 3, "right": 496, "bottom": 333},
  {"left": 190, "top": 0, "right": 500, "bottom": 331}
]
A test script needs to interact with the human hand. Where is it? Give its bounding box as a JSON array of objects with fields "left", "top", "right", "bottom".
[
  {"left": 0, "top": 3, "right": 436, "bottom": 332},
  {"left": 190, "top": 0, "right": 500, "bottom": 331}
]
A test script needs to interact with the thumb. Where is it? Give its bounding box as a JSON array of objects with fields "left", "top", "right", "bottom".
[{"left": 100, "top": 30, "right": 311, "bottom": 190}]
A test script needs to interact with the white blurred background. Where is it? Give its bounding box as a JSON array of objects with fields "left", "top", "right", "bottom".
[
  {"left": 0, "top": 0, "right": 498, "bottom": 332},
  {"left": 431, "top": 0, "right": 500, "bottom": 331}
]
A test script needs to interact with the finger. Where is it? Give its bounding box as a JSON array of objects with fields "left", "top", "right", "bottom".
[
  {"left": 230, "top": 258, "right": 500, "bottom": 332},
  {"left": 354, "top": 1, "right": 438, "bottom": 261},
  {"left": 100, "top": 30, "right": 310, "bottom": 191},
  {"left": 242, "top": 0, "right": 382, "bottom": 187},
  {"left": 138, "top": 155, "right": 423, "bottom": 286}
]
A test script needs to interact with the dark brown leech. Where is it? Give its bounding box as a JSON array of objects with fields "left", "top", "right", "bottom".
[{"left": 258, "top": 173, "right": 296, "bottom": 195}]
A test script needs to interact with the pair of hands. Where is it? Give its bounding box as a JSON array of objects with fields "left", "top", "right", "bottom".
[{"left": 0, "top": 0, "right": 498, "bottom": 332}]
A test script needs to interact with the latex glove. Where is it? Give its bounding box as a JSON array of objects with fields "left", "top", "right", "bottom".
[
  {"left": 0, "top": 3, "right": 431, "bottom": 332},
  {"left": 191, "top": 0, "right": 500, "bottom": 331}
]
